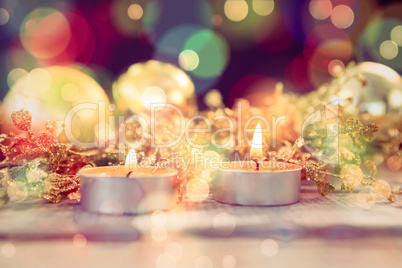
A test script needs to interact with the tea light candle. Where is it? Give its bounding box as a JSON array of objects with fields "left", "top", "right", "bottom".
[
  {"left": 79, "top": 150, "right": 178, "bottom": 215},
  {"left": 212, "top": 123, "right": 301, "bottom": 206}
]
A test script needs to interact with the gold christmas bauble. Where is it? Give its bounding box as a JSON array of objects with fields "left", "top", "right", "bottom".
[
  {"left": 337, "top": 62, "right": 402, "bottom": 116},
  {"left": 340, "top": 164, "right": 363, "bottom": 191},
  {"left": 113, "top": 60, "right": 197, "bottom": 117},
  {"left": 2, "top": 66, "right": 110, "bottom": 144}
]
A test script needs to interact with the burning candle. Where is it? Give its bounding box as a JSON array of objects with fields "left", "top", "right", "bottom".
[
  {"left": 212, "top": 124, "right": 301, "bottom": 206},
  {"left": 78, "top": 150, "right": 178, "bottom": 215}
]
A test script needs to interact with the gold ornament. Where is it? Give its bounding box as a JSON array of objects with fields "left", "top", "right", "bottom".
[
  {"left": 316, "top": 180, "right": 335, "bottom": 196},
  {"left": 113, "top": 60, "right": 197, "bottom": 117},
  {"left": 340, "top": 164, "right": 363, "bottom": 192},
  {"left": 2, "top": 66, "right": 111, "bottom": 143}
]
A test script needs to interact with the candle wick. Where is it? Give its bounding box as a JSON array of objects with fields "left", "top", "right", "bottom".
[
  {"left": 126, "top": 171, "right": 133, "bottom": 178},
  {"left": 252, "top": 158, "right": 260, "bottom": 171}
]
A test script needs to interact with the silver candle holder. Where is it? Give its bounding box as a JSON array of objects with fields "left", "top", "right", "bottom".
[{"left": 212, "top": 161, "right": 301, "bottom": 206}]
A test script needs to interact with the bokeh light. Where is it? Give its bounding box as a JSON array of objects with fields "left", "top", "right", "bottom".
[
  {"left": 328, "top": 59, "right": 345, "bottom": 76},
  {"left": 387, "top": 156, "right": 402, "bottom": 171},
  {"left": 213, "top": 212, "right": 236, "bottom": 236},
  {"left": 252, "top": 0, "right": 274, "bottom": 16},
  {"left": 390, "top": 25, "right": 402, "bottom": 46},
  {"left": 186, "top": 178, "right": 210, "bottom": 202},
  {"left": 0, "top": 8, "right": 10, "bottom": 25},
  {"left": 72, "top": 234, "right": 87, "bottom": 248},
  {"left": 17, "top": 7, "right": 95, "bottom": 66},
  {"left": 380, "top": 40, "right": 399, "bottom": 60},
  {"left": 154, "top": 24, "right": 200, "bottom": 60},
  {"left": 260, "top": 239, "right": 279, "bottom": 257},
  {"left": 309, "top": 0, "right": 332, "bottom": 20},
  {"left": 128, "top": 4, "right": 143, "bottom": 20},
  {"left": 211, "top": 14, "right": 223, "bottom": 26},
  {"left": 204, "top": 89, "right": 223, "bottom": 109},
  {"left": 224, "top": 0, "right": 249, "bottom": 22},
  {"left": 20, "top": 8, "right": 71, "bottom": 60},
  {"left": 7, "top": 68, "right": 29, "bottom": 88},
  {"left": 211, "top": 0, "right": 280, "bottom": 50},
  {"left": 112, "top": 0, "right": 145, "bottom": 37},
  {"left": 358, "top": 18, "right": 402, "bottom": 72},
  {"left": 153, "top": 24, "right": 229, "bottom": 95},
  {"left": 331, "top": 5, "right": 354, "bottom": 29},
  {"left": 1, "top": 243, "right": 16, "bottom": 258},
  {"left": 183, "top": 29, "right": 229, "bottom": 78},
  {"left": 178, "top": 50, "right": 200, "bottom": 71}
]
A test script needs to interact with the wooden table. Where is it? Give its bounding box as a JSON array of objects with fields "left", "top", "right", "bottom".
[{"left": 1, "top": 169, "right": 401, "bottom": 268}]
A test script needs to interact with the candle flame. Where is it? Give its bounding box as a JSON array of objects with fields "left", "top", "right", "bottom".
[
  {"left": 125, "top": 149, "right": 137, "bottom": 169},
  {"left": 250, "top": 123, "right": 263, "bottom": 160}
]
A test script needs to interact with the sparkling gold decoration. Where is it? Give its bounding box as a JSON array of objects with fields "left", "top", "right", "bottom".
[
  {"left": 0, "top": 109, "right": 90, "bottom": 205},
  {"left": 315, "top": 180, "right": 335, "bottom": 197},
  {"left": 340, "top": 164, "right": 363, "bottom": 192}
]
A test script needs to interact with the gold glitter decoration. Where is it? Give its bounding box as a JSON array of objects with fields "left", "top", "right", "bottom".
[
  {"left": 0, "top": 109, "right": 89, "bottom": 205},
  {"left": 11, "top": 108, "right": 32, "bottom": 132},
  {"left": 340, "top": 164, "right": 363, "bottom": 192},
  {"left": 316, "top": 180, "right": 335, "bottom": 197},
  {"left": 43, "top": 173, "right": 80, "bottom": 203},
  {"left": 370, "top": 180, "right": 393, "bottom": 202}
]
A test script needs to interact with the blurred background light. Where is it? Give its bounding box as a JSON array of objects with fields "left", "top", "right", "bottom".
[
  {"left": 390, "top": 25, "right": 402, "bottom": 46},
  {"left": 0, "top": 0, "right": 401, "bottom": 110},
  {"left": 0, "top": 8, "right": 10, "bottom": 25},
  {"left": 309, "top": 0, "right": 332, "bottom": 20},
  {"left": 183, "top": 29, "right": 229, "bottom": 79},
  {"left": 252, "top": 0, "right": 275, "bottom": 16},
  {"left": 331, "top": 5, "right": 355, "bottom": 29},
  {"left": 224, "top": 0, "right": 249, "bottom": 22},
  {"left": 179, "top": 50, "right": 200, "bottom": 71},
  {"left": 20, "top": 8, "right": 71, "bottom": 60},
  {"left": 127, "top": 4, "right": 143, "bottom": 20},
  {"left": 380, "top": 40, "right": 399, "bottom": 59}
]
